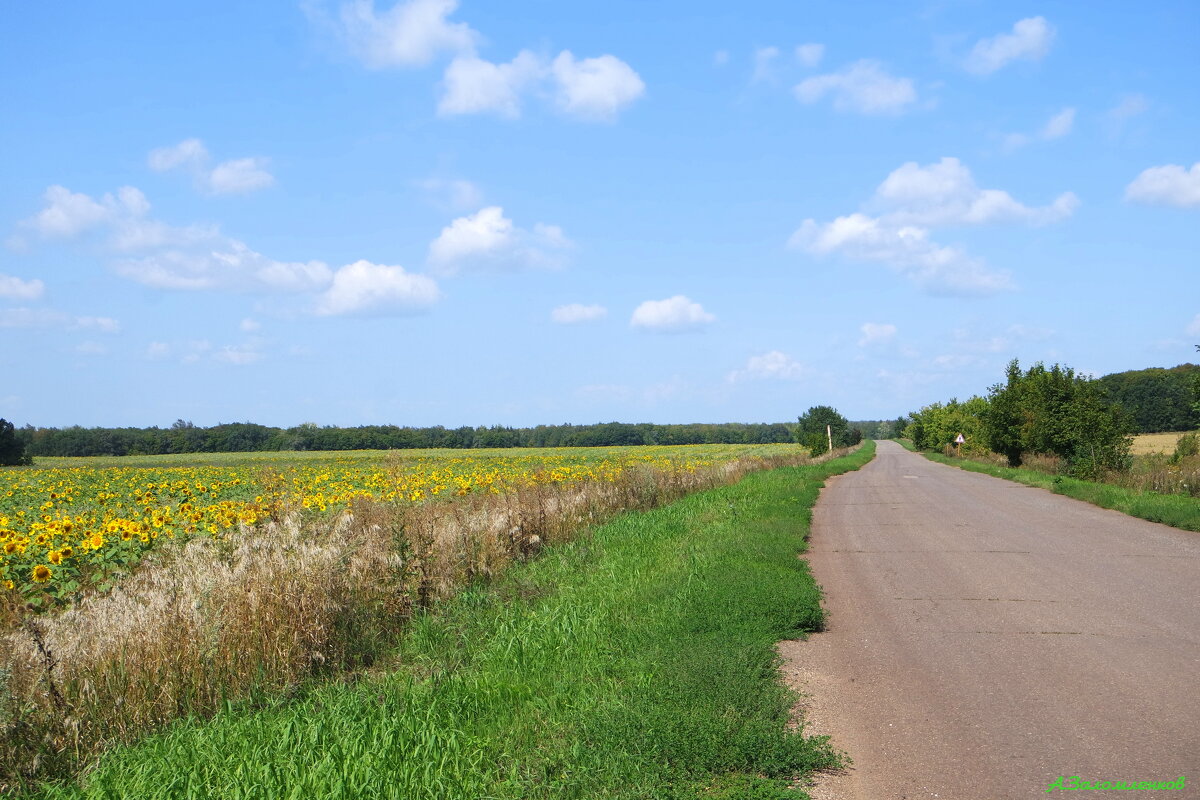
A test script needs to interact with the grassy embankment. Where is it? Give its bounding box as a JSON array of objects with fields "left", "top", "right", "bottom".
[
  {"left": 898, "top": 439, "right": 1200, "bottom": 532},
  {"left": 24, "top": 442, "right": 875, "bottom": 800}
]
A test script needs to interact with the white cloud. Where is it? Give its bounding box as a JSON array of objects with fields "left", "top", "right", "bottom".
[
  {"left": 438, "top": 51, "right": 545, "bottom": 118},
  {"left": 315, "top": 259, "right": 440, "bottom": 316},
  {"left": 795, "top": 43, "right": 825, "bottom": 67},
  {"left": 332, "top": 0, "right": 478, "bottom": 68},
  {"left": 1125, "top": 163, "right": 1200, "bottom": 208},
  {"left": 727, "top": 350, "right": 804, "bottom": 382},
  {"left": 26, "top": 185, "right": 147, "bottom": 238},
  {"left": 416, "top": 177, "right": 483, "bottom": 211},
  {"left": 550, "top": 51, "right": 645, "bottom": 121},
  {"left": 213, "top": 343, "right": 265, "bottom": 365},
  {"left": 438, "top": 49, "right": 644, "bottom": 121},
  {"left": 790, "top": 213, "right": 1013, "bottom": 296},
  {"left": 630, "top": 295, "right": 715, "bottom": 333},
  {"left": 148, "top": 139, "right": 275, "bottom": 195},
  {"left": 115, "top": 240, "right": 333, "bottom": 293},
  {"left": 0, "top": 273, "right": 45, "bottom": 300},
  {"left": 1109, "top": 93, "right": 1149, "bottom": 122},
  {"left": 74, "top": 316, "right": 120, "bottom": 333},
  {"left": 21, "top": 183, "right": 445, "bottom": 316},
  {"left": 240, "top": 318, "right": 261, "bottom": 332},
  {"left": 871, "top": 157, "right": 1078, "bottom": 226},
  {"left": 1187, "top": 315, "right": 1200, "bottom": 337},
  {"left": 208, "top": 158, "right": 275, "bottom": 194},
  {"left": 148, "top": 138, "right": 209, "bottom": 172},
  {"left": 794, "top": 60, "right": 916, "bottom": 115},
  {"left": 146, "top": 341, "right": 171, "bottom": 359},
  {"left": 427, "top": 206, "right": 571, "bottom": 274},
  {"left": 1003, "top": 107, "right": 1076, "bottom": 151},
  {"left": 1041, "top": 107, "right": 1075, "bottom": 139},
  {"left": 0, "top": 307, "right": 120, "bottom": 331},
  {"left": 551, "top": 303, "right": 607, "bottom": 324},
  {"left": 752, "top": 46, "right": 780, "bottom": 83},
  {"left": 858, "top": 322, "right": 897, "bottom": 346},
  {"left": 965, "top": 17, "right": 1055, "bottom": 75}
]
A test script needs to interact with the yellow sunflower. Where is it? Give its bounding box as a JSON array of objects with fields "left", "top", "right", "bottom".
[{"left": 32, "top": 564, "right": 52, "bottom": 583}]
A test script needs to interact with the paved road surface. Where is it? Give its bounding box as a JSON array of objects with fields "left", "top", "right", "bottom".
[{"left": 782, "top": 441, "right": 1199, "bottom": 799}]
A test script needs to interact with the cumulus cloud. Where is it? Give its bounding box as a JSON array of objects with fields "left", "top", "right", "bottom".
[
  {"left": 22, "top": 183, "right": 441, "bottom": 317},
  {"left": 427, "top": 206, "right": 571, "bottom": 274},
  {"left": 148, "top": 139, "right": 275, "bottom": 195},
  {"left": 438, "top": 50, "right": 645, "bottom": 121},
  {"left": 438, "top": 51, "right": 545, "bottom": 117},
  {"left": 795, "top": 43, "right": 824, "bottom": 67},
  {"left": 727, "top": 350, "right": 804, "bottom": 382},
  {"left": 315, "top": 259, "right": 439, "bottom": 316},
  {"left": 313, "top": 1, "right": 643, "bottom": 122},
  {"left": 329, "top": 0, "right": 478, "bottom": 68},
  {"left": 551, "top": 303, "right": 607, "bottom": 324},
  {"left": 871, "top": 157, "right": 1078, "bottom": 225},
  {"left": 630, "top": 295, "right": 715, "bottom": 333},
  {"left": 794, "top": 60, "right": 916, "bottom": 115},
  {"left": 965, "top": 16, "right": 1055, "bottom": 75},
  {"left": 790, "top": 214, "right": 1013, "bottom": 296},
  {"left": 787, "top": 158, "right": 1075, "bottom": 295},
  {"left": 550, "top": 51, "right": 646, "bottom": 121},
  {"left": 115, "top": 240, "right": 333, "bottom": 293},
  {"left": 1125, "top": 163, "right": 1200, "bottom": 208},
  {"left": 25, "top": 185, "right": 148, "bottom": 238},
  {"left": 858, "top": 322, "right": 897, "bottom": 346},
  {"left": 148, "top": 138, "right": 209, "bottom": 172},
  {"left": 0, "top": 273, "right": 45, "bottom": 301},
  {"left": 207, "top": 158, "right": 275, "bottom": 194}
]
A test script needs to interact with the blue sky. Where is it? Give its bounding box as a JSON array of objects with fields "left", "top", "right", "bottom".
[{"left": 2, "top": 1, "right": 1197, "bottom": 429}]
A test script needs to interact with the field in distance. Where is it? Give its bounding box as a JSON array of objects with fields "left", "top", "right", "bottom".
[{"left": 1131, "top": 431, "right": 1190, "bottom": 455}]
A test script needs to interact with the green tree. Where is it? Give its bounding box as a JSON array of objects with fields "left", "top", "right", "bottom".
[
  {"left": 0, "top": 418, "right": 32, "bottom": 466},
  {"left": 982, "top": 359, "right": 1133, "bottom": 477},
  {"left": 796, "top": 405, "right": 856, "bottom": 456}
]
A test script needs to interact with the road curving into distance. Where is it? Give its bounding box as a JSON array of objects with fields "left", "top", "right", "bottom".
[{"left": 781, "top": 440, "right": 1199, "bottom": 799}]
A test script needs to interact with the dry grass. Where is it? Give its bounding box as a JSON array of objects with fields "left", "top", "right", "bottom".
[
  {"left": 0, "top": 447, "right": 826, "bottom": 790},
  {"left": 1130, "top": 431, "right": 1189, "bottom": 455}
]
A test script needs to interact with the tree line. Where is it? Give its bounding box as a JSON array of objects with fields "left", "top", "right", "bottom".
[
  {"left": 7, "top": 420, "right": 810, "bottom": 459},
  {"left": 902, "top": 359, "right": 1137, "bottom": 479}
]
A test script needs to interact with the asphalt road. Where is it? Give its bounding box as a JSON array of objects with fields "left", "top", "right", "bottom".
[{"left": 782, "top": 440, "right": 1199, "bottom": 799}]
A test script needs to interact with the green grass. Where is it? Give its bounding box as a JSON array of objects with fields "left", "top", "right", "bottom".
[
  {"left": 916, "top": 449, "right": 1200, "bottom": 533},
  {"left": 26, "top": 442, "right": 875, "bottom": 800}
]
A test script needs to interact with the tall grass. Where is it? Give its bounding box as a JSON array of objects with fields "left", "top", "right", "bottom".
[
  {"left": 917, "top": 445, "right": 1200, "bottom": 532},
  {"left": 23, "top": 442, "right": 874, "bottom": 799},
  {"left": 1, "top": 446, "right": 835, "bottom": 791}
]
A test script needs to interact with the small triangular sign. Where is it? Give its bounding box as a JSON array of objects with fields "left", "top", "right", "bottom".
[{"left": 955, "top": 434, "right": 966, "bottom": 444}]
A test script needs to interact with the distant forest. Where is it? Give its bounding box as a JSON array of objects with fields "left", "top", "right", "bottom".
[
  {"left": 1096, "top": 363, "right": 1200, "bottom": 433},
  {"left": 15, "top": 420, "right": 820, "bottom": 458}
]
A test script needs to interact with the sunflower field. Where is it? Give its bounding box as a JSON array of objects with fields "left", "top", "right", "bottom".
[{"left": 0, "top": 444, "right": 797, "bottom": 608}]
